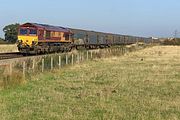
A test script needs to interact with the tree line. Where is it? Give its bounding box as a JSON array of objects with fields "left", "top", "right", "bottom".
[
  {"left": 162, "top": 38, "right": 180, "bottom": 45},
  {"left": 2, "top": 23, "right": 19, "bottom": 43}
]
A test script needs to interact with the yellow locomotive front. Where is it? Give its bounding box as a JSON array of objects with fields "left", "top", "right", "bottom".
[
  {"left": 17, "top": 26, "right": 39, "bottom": 54},
  {"left": 18, "top": 27, "right": 38, "bottom": 46}
]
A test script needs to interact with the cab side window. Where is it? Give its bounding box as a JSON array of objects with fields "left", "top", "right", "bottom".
[
  {"left": 38, "top": 30, "right": 44, "bottom": 40},
  {"left": 46, "top": 31, "right": 51, "bottom": 39},
  {"left": 64, "top": 33, "right": 69, "bottom": 40},
  {"left": 20, "top": 29, "right": 28, "bottom": 35},
  {"left": 29, "top": 29, "right": 37, "bottom": 36}
]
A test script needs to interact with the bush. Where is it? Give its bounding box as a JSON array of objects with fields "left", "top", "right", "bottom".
[{"left": 162, "top": 38, "right": 180, "bottom": 45}]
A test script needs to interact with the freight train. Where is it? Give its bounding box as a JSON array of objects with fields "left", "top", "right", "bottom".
[{"left": 17, "top": 23, "right": 158, "bottom": 54}]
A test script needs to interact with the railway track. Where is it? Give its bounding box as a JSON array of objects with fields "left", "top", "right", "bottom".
[
  {"left": 0, "top": 52, "right": 23, "bottom": 60},
  {"left": 0, "top": 45, "right": 126, "bottom": 61}
]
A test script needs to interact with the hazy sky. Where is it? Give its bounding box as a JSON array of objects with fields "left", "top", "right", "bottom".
[{"left": 0, "top": 0, "right": 180, "bottom": 38}]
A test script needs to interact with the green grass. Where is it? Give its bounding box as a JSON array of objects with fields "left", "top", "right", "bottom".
[{"left": 0, "top": 46, "right": 180, "bottom": 120}]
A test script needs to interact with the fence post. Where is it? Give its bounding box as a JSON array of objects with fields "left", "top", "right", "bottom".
[
  {"left": 59, "top": 56, "right": 61, "bottom": 69},
  {"left": 124, "top": 47, "right": 126, "bottom": 54},
  {"left": 82, "top": 52, "right": 84, "bottom": 61},
  {"left": 51, "top": 57, "right": 53, "bottom": 70},
  {"left": 79, "top": 53, "right": 82, "bottom": 62},
  {"left": 77, "top": 54, "right": 79, "bottom": 64},
  {"left": 86, "top": 51, "right": 89, "bottom": 60},
  {"left": 42, "top": 58, "right": 44, "bottom": 72},
  {"left": 66, "top": 54, "right": 68, "bottom": 65},
  {"left": 71, "top": 54, "right": 74, "bottom": 65},
  {"left": 90, "top": 51, "right": 93, "bottom": 59},
  {"left": 23, "top": 61, "right": 26, "bottom": 79},
  {"left": 121, "top": 47, "right": 124, "bottom": 55}
]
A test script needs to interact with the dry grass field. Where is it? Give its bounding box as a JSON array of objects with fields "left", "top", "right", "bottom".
[
  {"left": 0, "top": 46, "right": 179, "bottom": 120},
  {"left": 0, "top": 44, "right": 18, "bottom": 53}
]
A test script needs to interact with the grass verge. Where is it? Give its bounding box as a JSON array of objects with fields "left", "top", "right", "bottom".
[{"left": 0, "top": 46, "right": 180, "bottom": 120}]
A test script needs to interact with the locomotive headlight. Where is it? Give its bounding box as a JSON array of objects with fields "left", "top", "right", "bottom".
[
  {"left": 32, "top": 41, "right": 37, "bottom": 45},
  {"left": 32, "top": 41, "right": 35, "bottom": 45},
  {"left": 17, "top": 40, "right": 22, "bottom": 46},
  {"left": 18, "top": 40, "right": 22, "bottom": 43},
  {"left": 33, "top": 39, "right": 37, "bottom": 42}
]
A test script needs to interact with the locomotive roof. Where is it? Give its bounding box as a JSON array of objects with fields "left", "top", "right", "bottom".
[{"left": 20, "top": 23, "right": 71, "bottom": 33}]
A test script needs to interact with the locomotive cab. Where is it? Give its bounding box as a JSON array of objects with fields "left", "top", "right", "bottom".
[{"left": 18, "top": 27, "right": 38, "bottom": 47}]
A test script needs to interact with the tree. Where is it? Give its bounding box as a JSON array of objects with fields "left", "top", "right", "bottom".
[
  {"left": 3, "top": 23, "right": 20, "bottom": 43},
  {"left": 0, "top": 37, "right": 4, "bottom": 41}
]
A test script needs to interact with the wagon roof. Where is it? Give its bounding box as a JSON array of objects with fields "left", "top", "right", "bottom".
[{"left": 20, "top": 23, "right": 71, "bottom": 33}]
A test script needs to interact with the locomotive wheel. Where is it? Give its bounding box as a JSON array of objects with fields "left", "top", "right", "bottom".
[{"left": 76, "top": 46, "right": 79, "bottom": 50}]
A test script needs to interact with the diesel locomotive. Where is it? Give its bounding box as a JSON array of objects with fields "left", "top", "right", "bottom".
[{"left": 17, "top": 23, "right": 156, "bottom": 54}]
